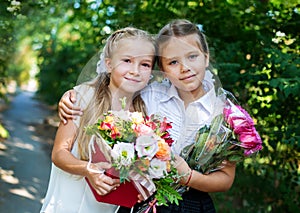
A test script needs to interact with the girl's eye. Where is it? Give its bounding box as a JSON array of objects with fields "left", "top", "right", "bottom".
[
  {"left": 123, "top": 59, "right": 131, "bottom": 63},
  {"left": 189, "top": 54, "right": 198, "bottom": 60},
  {"left": 142, "top": 63, "right": 151, "bottom": 68},
  {"left": 169, "top": 60, "right": 178, "bottom": 65}
]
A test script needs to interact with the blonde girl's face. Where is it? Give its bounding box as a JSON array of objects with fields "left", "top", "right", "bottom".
[
  {"left": 106, "top": 38, "right": 154, "bottom": 95},
  {"left": 159, "top": 34, "right": 209, "bottom": 97}
]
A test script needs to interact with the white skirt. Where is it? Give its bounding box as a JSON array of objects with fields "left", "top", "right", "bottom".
[{"left": 40, "top": 163, "right": 118, "bottom": 213}]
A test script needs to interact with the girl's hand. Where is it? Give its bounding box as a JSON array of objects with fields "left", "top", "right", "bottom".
[
  {"left": 86, "top": 162, "right": 120, "bottom": 196},
  {"left": 58, "top": 89, "right": 82, "bottom": 124},
  {"left": 174, "top": 155, "right": 193, "bottom": 185},
  {"left": 137, "top": 194, "right": 144, "bottom": 203}
]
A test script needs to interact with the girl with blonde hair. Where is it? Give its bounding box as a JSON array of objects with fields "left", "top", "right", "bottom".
[{"left": 41, "top": 27, "right": 156, "bottom": 213}]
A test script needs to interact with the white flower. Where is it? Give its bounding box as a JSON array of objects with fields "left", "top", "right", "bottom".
[
  {"left": 111, "top": 142, "right": 135, "bottom": 167},
  {"left": 149, "top": 158, "right": 167, "bottom": 179},
  {"left": 130, "top": 112, "right": 144, "bottom": 124},
  {"left": 135, "top": 135, "right": 159, "bottom": 160}
]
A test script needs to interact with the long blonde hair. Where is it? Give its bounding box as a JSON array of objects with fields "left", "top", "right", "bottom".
[{"left": 77, "top": 27, "right": 155, "bottom": 160}]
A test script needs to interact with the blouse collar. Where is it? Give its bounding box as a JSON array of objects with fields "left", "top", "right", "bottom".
[{"left": 160, "top": 77, "right": 217, "bottom": 116}]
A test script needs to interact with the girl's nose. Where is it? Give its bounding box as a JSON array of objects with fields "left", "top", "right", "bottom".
[
  {"left": 129, "top": 63, "right": 139, "bottom": 75},
  {"left": 180, "top": 62, "right": 191, "bottom": 73}
]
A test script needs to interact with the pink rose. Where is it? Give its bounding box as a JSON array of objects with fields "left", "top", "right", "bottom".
[
  {"left": 145, "top": 119, "right": 157, "bottom": 131},
  {"left": 232, "top": 119, "right": 253, "bottom": 135},
  {"left": 239, "top": 129, "right": 261, "bottom": 147},
  {"left": 224, "top": 105, "right": 254, "bottom": 134},
  {"left": 238, "top": 129, "right": 262, "bottom": 156},
  {"left": 244, "top": 144, "right": 263, "bottom": 156},
  {"left": 134, "top": 123, "right": 154, "bottom": 136}
]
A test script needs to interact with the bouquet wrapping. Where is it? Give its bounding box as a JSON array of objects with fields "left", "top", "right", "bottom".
[
  {"left": 85, "top": 105, "right": 182, "bottom": 208},
  {"left": 181, "top": 89, "right": 263, "bottom": 174},
  {"left": 85, "top": 135, "right": 153, "bottom": 208}
]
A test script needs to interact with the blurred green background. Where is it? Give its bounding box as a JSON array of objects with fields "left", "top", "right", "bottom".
[{"left": 0, "top": 0, "right": 299, "bottom": 212}]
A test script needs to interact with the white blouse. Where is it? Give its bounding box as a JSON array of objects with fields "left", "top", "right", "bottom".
[{"left": 141, "top": 71, "right": 218, "bottom": 155}]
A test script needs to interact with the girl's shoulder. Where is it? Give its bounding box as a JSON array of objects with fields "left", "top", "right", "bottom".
[
  {"left": 141, "top": 80, "right": 170, "bottom": 96},
  {"left": 74, "top": 83, "right": 94, "bottom": 92},
  {"left": 73, "top": 84, "right": 95, "bottom": 109}
]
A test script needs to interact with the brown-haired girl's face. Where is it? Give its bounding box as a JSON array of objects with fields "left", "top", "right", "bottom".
[
  {"left": 159, "top": 34, "right": 209, "bottom": 97},
  {"left": 106, "top": 38, "right": 155, "bottom": 95}
]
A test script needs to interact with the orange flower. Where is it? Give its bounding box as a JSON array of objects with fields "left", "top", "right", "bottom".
[
  {"left": 156, "top": 139, "right": 171, "bottom": 161},
  {"left": 111, "top": 126, "right": 120, "bottom": 139}
]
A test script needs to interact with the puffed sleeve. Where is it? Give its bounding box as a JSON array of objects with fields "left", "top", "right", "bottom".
[{"left": 72, "top": 84, "right": 95, "bottom": 127}]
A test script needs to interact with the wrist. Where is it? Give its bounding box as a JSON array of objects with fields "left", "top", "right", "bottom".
[
  {"left": 182, "top": 169, "right": 193, "bottom": 186},
  {"left": 86, "top": 162, "right": 101, "bottom": 176}
]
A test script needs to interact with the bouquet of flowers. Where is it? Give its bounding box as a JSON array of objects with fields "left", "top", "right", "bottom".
[
  {"left": 181, "top": 89, "right": 263, "bottom": 174},
  {"left": 85, "top": 99, "right": 182, "bottom": 208}
]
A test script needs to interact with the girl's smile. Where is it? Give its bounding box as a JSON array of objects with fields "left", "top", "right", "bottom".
[
  {"left": 107, "top": 38, "right": 155, "bottom": 96},
  {"left": 179, "top": 73, "right": 197, "bottom": 81},
  {"left": 124, "top": 76, "right": 141, "bottom": 83},
  {"left": 159, "top": 34, "right": 209, "bottom": 102}
]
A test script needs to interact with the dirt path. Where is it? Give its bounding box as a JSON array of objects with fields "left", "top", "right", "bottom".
[{"left": 0, "top": 91, "right": 58, "bottom": 213}]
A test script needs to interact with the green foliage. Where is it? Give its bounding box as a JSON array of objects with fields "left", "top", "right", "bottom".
[
  {"left": 154, "top": 173, "right": 183, "bottom": 206},
  {"left": 1, "top": 0, "right": 299, "bottom": 211},
  {"left": 213, "top": 161, "right": 300, "bottom": 212},
  {"left": 0, "top": 0, "right": 19, "bottom": 99},
  {"left": 0, "top": 0, "right": 23, "bottom": 139}
]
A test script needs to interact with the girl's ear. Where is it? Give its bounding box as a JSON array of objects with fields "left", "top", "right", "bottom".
[
  {"left": 205, "top": 54, "right": 210, "bottom": 68},
  {"left": 105, "top": 58, "right": 112, "bottom": 73}
]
